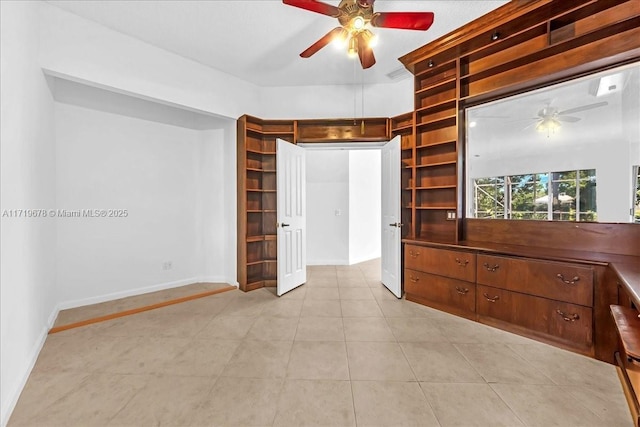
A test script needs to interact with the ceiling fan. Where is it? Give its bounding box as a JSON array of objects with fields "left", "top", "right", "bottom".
[
  {"left": 283, "top": 0, "right": 435, "bottom": 69},
  {"left": 526, "top": 101, "right": 609, "bottom": 135}
]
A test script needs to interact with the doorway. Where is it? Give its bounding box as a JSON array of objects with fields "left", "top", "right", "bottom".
[
  {"left": 304, "top": 147, "right": 382, "bottom": 266},
  {"left": 284, "top": 136, "right": 401, "bottom": 298}
]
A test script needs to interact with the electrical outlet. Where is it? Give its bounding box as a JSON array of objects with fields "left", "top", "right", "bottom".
[
  {"left": 335, "top": 209, "right": 341, "bottom": 216},
  {"left": 446, "top": 211, "right": 456, "bottom": 220},
  {"left": 162, "top": 261, "right": 172, "bottom": 270}
]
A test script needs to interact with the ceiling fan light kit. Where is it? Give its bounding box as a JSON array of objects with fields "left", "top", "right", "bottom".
[{"left": 283, "top": 0, "right": 435, "bottom": 69}]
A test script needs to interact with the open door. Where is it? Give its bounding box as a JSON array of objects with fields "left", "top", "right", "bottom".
[
  {"left": 381, "top": 136, "right": 402, "bottom": 298},
  {"left": 276, "top": 139, "right": 307, "bottom": 296}
]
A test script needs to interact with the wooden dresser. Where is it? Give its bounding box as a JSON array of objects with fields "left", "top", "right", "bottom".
[
  {"left": 476, "top": 254, "right": 594, "bottom": 352},
  {"left": 404, "top": 245, "right": 476, "bottom": 320},
  {"left": 405, "top": 240, "right": 601, "bottom": 356}
]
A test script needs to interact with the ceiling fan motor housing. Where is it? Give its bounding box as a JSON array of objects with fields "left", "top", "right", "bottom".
[{"left": 338, "top": 0, "right": 374, "bottom": 28}]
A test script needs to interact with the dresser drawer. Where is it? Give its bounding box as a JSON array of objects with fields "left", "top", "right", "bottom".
[
  {"left": 405, "top": 245, "right": 476, "bottom": 282},
  {"left": 405, "top": 244, "right": 426, "bottom": 270},
  {"left": 405, "top": 269, "right": 476, "bottom": 314},
  {"left": 477, "top": 285, "right": 593, "bottom": 346},
  {"left": 477, "top": 254, "right": 593, "bottom": 307}
]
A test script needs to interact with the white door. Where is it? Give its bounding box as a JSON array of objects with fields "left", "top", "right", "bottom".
[
  {"left": 276, "top": 139, "right": 307, "bottom": 296},
  {"left": 381, "top": 136, "right": 402, "bottom": 298}
]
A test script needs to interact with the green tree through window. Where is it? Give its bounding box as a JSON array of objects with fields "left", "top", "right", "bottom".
[{"left": 473, "top": 169, "right": 596, "bottom": 221}]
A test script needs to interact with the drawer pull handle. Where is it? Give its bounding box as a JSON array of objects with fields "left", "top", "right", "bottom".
[
  {"left": 483, "top": 263, "right": 500, "bottom": 272},
  {"left": 455, "top": 258, "right": 469, "bottom": 267},
  {"left": 556, "top": 309, "right": 580, "bottom": 322},
  {"left": 483, "top": 292, "right": 499, "bottom": 303},
  {"left": 456, "top": 286, "right": 469, "bottom": 295},
  {"left": 409, "top": 276, "right": 420, "bottom": 283},
  {"left": 409, "top": 250, "right": 420, "bottom": 258},
  {"left": 556, "top": 274, "right": 580, "bottom": 285}
]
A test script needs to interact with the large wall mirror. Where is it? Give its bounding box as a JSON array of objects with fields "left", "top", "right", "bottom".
[{"left": 466, "top": 62, "right": 639, "bottom": 223}]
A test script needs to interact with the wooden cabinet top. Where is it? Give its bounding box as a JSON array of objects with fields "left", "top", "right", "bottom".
[{"left": 403, "top": 238, "right": 640, "bottom": 314}]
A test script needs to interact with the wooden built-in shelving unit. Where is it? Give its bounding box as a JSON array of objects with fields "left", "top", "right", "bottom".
[
  {"left": 237, "top": 115, "right": 391, "bottom": 291},
  {"left": 237, "top": 116, "right": 294, "bottom": 291},
  {"left": 394, "top": 0, "right": 640, "bottom": 246},
  {"left": 391, "top": 112, "right": 414, "bottom": 240}
]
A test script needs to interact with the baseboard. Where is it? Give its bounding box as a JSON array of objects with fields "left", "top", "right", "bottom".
[
  {"left": 197, "top": 275, "right": 229, "bottom": 283},
  {"left": 56, "top": 277, "right": 200, "bottom": 311},
  {"left": 1, "top": 305, "right": 58, "bottom": 427},
  {"left": 348, "top": 254, "right": 381, "bottom": 265},
  {"left": 307, "top": 259, "right": 350, "bottom": 266},
  {"left": 198, "top": 276, "right": 238, "bottom": 288}
]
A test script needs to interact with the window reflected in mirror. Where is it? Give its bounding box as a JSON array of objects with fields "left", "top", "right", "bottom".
[
  {"left": 472, "top": 170, "right": 596, "bottom": 221},
  {"left": 466, "top": 62, "right": 639, "bottom": 223}
]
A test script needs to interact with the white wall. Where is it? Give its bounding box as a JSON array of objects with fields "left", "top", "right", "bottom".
[
  {"left": 259, "top": 79, "right": 413, "bottom": 119},
  {"left": 54, "top": 102, "right": 231, "bottom": 307},
  {"left": 306, "top": 150, "right": 350, "bottom": 265},
  {"left": 38, "top": 2, "right": 260, "bottom": 120},
  {"left": 349, "top": 150, "right": 382, "bottom": 264},
  {"left": 0, "top": 1, "right": 58, "bottom": 425}
]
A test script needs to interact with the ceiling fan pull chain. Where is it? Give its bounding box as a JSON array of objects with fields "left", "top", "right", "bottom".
[
  {"left": 361, "top": 65, "right": 365, "bottom": 134},
  {"left": 353, "top": 59, "right": 357, "bottom": 125}
]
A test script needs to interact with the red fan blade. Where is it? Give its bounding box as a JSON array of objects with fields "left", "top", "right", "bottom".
[
  {"left": 371, "top": 12, "right": 435, "bottom": 30},
  {"left": 283, "top": 0, "right": 342, "bottom": 17},
  {"left": 300, "top": 27, "right": 345, "bottom": 58},
  {"left": 357, "top": 33, "right": 376, "bottom": 69}
]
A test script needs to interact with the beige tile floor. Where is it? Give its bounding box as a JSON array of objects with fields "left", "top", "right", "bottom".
[{"left": 8, "top": 259, "right": 632, "bottom": 426}]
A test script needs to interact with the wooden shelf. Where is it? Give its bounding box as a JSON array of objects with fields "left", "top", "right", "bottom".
[
  {"left": 459, "top": 24, "right": 548, "bottom": 75},
  {"left": 391, "top": 124, "right": 413, "bottom": 133},
  {"left": 413, "top": 59, "right": 457, "bottom": 78},
  {"left": 416, "top": 99, "right": 457, "bottom": 115},
  {"left": 297, "top": 136, "right": 389, "bottom": 143},
  {"left": 416, "top": 115, "right": 456, "bottom": 130},
  {"left": 247, "top": 128, "right": 294, "bottom": 136},
  {"left": 416, "top": 140, "right": 456, "bottom": 149},
  {"left": 247, "top": 148, "right": 277, "bottom": 155},
  {"left": 415, "top": 160, "right": 457, "bottom": 168},
  {"left": 415, "top": 206, "right": 457, "bottom": 210},
  {"left": 460, "top": 17, "right": 639, "bottom": 87},
  {"left": 416, "top": 185, "right": 457, "bottom": 190},
  {"left": 415, "top": 76, "right": 457, "bottom": 96}
]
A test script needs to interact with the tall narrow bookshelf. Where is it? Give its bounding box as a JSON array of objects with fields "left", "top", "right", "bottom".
[
  {"left": 237, "top": 115, "right": 295, "bottom": 291},
  {"left": 412, "top": 59, "right": 459, "bottom": 243},
  {"left": 391, "top": 112, "right": 415, "bottom": 240}
]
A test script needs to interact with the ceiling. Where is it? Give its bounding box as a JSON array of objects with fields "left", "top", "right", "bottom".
[{"left": 47, "top": 0, "right": 508, "bottom": 87}]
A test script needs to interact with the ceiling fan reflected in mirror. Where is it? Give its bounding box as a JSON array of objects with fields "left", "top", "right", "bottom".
[
  {"left": 526, "top": 101, "right": 609, "bottom": 136},
  {"left": 283, "top": 0, "right": 435, "bottom": 69}
]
